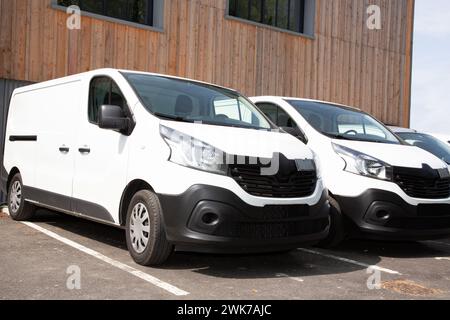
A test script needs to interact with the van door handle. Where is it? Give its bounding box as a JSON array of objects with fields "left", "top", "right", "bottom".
[
  {"left": 59, "top": 146, "right": 70, "bottom": 153},
  {"left": 78, "top": 147, "right": 91, "bottom": 154}
]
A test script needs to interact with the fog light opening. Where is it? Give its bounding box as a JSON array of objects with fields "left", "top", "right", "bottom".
[
  {"left": 202, "top": 213, "right": 219, "bottom": 226},
  {"left": 376, "top": 210, "right": 391, "bottom": 220}
]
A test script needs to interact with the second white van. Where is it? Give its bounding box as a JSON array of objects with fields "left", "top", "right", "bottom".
[
  {"left": 1, "top": 69, "right": 330, "bottom": 266},
  {"left": 251, "top": 96, "right": 450, "bottom": 246}
]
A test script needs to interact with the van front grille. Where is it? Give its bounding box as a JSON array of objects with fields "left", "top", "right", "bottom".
[
  {"left": 228, "top": 155, "right": 317, "bottom": 198},
  {"left": 393, "top": 166, "right": 450, "bottom": 199},
  {"left": 214, "top": 218, "right": 329, "bottom": 239},
  {"left": 385, "top": 217, "right": 450, "bottom": 230},
  {"left": 417, "top": 204, "right": 450, "bottom": 217}
]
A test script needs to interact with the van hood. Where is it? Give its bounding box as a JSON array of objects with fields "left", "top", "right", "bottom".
[
  {"left": 333, "top": 140, "right": 448, "bottom": 169},
  {"left": 160, "top": 120, "right": 313, "bottom": 160}
]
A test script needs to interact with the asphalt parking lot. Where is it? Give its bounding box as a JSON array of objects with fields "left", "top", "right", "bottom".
[{"left": 1, "top": 207, "right": 450, "bottom": 300}]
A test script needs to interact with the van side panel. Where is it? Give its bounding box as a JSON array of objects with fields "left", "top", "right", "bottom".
[
  {"left": 33, "top": 80, "right": 81, "bottom": 201},
  {"left": 4, "top": 80, "right": 81, "bottom": 210},
  {"left": 4, "top": 70, "right": 138, "bottom": 226}
]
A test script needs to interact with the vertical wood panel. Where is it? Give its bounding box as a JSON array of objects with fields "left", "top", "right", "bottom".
[
  {"left": 0, "top": 0, "right": 12, "bottom": 79},
  {"left": 0, "top": 0, "right": 414, "bottom": 126},
  {"left": 12, "top": 0, "right": 28, "bottom": 80}
]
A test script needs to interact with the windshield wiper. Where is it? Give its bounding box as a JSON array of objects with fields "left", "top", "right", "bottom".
[
  {"left": 326, "top": 133, "right": 394, "bottom": 144},
  {"left": 199, "top": 120, "right": 268, "bottom": 130},
  {"left": 325, "top": 133, "right": 354, "bottom": 141},
  {"left": 154, "top": 113, "right": 269, "bottom": 130},
  {"left": 153, "top": 112, "right": 193, "bottom": 123}
]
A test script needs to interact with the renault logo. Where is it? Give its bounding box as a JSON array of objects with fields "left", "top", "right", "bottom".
[
  {"left": 295, "top": 159, "right": 315, "bottom": 172},
  {"left": 438, "top": 168, "right": 450, "bottom": 179}
]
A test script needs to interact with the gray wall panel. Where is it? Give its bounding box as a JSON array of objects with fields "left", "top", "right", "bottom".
[{"left": 0, "top": 79, "right": 33, "bottom": 202}]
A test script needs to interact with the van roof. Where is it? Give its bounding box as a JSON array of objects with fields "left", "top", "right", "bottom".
[
  {"left": 389, "top": 126, "right": 417, "bottom": 133},
  {"left": 253, "top": 96, "right": 362, "bottom": 111},
  {"left": 118, "top": 69, "right": 238, "bottom": 93},
  {"left": 12, "top": 68, "right": 238, "bottom": 95}
]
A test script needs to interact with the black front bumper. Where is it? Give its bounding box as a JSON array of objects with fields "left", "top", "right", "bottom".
[
  {"left": 158, "top": 185, "right": 330, "bottom": 253},
  {"left": 335, "top": 189, "right": 450, "bottom": 240}
]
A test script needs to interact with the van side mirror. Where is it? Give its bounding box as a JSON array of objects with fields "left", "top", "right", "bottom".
[
  {"left": 282, "top": 126, "right": 308, "bottom": 144},
  {"left": 98, "top": 105, "right": 129, "bottom": 132}
]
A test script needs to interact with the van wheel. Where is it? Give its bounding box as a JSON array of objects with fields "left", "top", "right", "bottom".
[
  {"left": 7, "top": 173, "right": 36, "bottom": 221},
  {"left": 125, "top": 190, "right": 173, "bottom": 266},
  {"left": 317, "top": 197, "right": 347, "bottom": 248}
]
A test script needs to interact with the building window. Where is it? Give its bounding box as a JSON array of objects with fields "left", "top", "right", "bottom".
[
  {"left": 57, "top": 0, "right": 154, "bottom": 26},
  {"left": 229, "top": 0, "right": 307, "bottom": 34}
]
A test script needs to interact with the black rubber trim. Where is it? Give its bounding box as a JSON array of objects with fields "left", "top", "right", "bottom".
[
  {"left": 334, "top": 189, "right": 450, "bottom": 240},
  {"left": 158, "top": 184, "right": 330, "bottom": 253},
  {"left": 23, "top": 186, "right": 115, "bottom": 223},
  {"left": 9, "top": 135, "right": 37, "bottom": 142}
]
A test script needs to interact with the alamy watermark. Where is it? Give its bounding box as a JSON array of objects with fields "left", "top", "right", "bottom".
[
  {"left": 366, "top": 267, "right": 382, "bottom": 290},
  {"left": 66, "top": 5, "right": 81, "bottom": 30},
  {"left": 367, "top": 5, "right": 382, "bottom": 30},
  {"left": 66, "top": 265, "right": 81, "bottom": 290}
]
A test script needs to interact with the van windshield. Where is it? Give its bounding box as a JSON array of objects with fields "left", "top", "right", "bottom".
[
  {"left": 124, "top": 73, "right": 273, "bottom": 130},
  {"left": 286, "top": 100, "right": 401, "bottom": 144}
]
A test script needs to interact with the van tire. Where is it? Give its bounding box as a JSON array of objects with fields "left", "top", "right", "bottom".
[
  {"left": 317, "top": 197, "right": 346, "bottom": 248},
  {"left": 125, "top": 190, "right": 173, "bottom": 266},
  {"left": 7, "top": 173, "right": 36, "bottom": 221}
]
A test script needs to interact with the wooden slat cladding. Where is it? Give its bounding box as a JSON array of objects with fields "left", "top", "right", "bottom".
[{"left": 0, "top": 0, "right": 414, "bottom": 126}]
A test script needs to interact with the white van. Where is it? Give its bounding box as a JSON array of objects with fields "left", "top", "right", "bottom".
[
  {"left": 251, "top": 96, "right": 450, "bottom": 246},
  {"left": 1, "top": 69, "right": 330, "bottom": 266}
]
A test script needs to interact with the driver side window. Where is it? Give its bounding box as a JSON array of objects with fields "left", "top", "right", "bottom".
[
  {"left": 89, "top": 77, "right": 127, "bottom": 124},
  {"left": 257, "top": 103, "right": 297, "bottom": 128}
]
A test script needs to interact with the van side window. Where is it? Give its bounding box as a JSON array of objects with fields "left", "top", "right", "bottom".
[
  {"left": 213, "top": 97, "right": 261, "bottom": 127},
  {"left": 337, "top": 113, "right": 386, "bottom": 139},
  {"left": 89, "top": 77, "right": 127, "bottom": 124},
  {"left": 213, "top": 98, "right": 241, "bottom": 120},
  {"left": 277, "top": 108, "right": 296, "bottom": 128},
  {"left": 337, "top": 114, "right": 364, "bottom": 134},
  {"left": 257, "top": 103, "right": 296, "bottom": 128},
  {"left": 257, "top": 103, "right": 277, "bottom": 123}
]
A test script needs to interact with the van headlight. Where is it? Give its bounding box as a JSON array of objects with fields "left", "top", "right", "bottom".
[
  {"left": 332, "top": 143, "right": 393, "bottom": 181},
  {"left": 160, "top": 125, "right": 227, "bottom": 175}
]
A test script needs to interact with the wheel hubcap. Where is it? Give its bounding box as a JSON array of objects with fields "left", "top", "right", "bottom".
[
  {"left": 10, "top": 181, "right": 22, "bottom": 213},
  {"left": 130, "top": 203, "right": 151, "bottom": 254}
]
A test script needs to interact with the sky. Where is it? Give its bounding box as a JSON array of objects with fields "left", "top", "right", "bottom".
[{"left": 410, "top": 0, "right": 450, "bottom": 134}]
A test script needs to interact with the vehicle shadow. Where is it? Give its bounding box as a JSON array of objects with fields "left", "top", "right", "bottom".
[
  {"left": 28, "top": 209, "right": 390, "bottom": 279},
  {"left": 331, "top": 238, "right": 450, "bottom": 259},
  {"left": 31, "top": 209, "right": 128, "bottom": 249}
]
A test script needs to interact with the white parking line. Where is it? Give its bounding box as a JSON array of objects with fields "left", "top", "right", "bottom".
[
  {"left": 21, "top": 221, "right": 189, "bottom": 296},
  {"left": 276, "top": 273, "right": 305, "bottom": 283},
  {"left": 298, "top": 248, "right": 402, "bottom": 275},
  {"left": 435, "top": 257, "right": 450, "bottom": 261}
]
